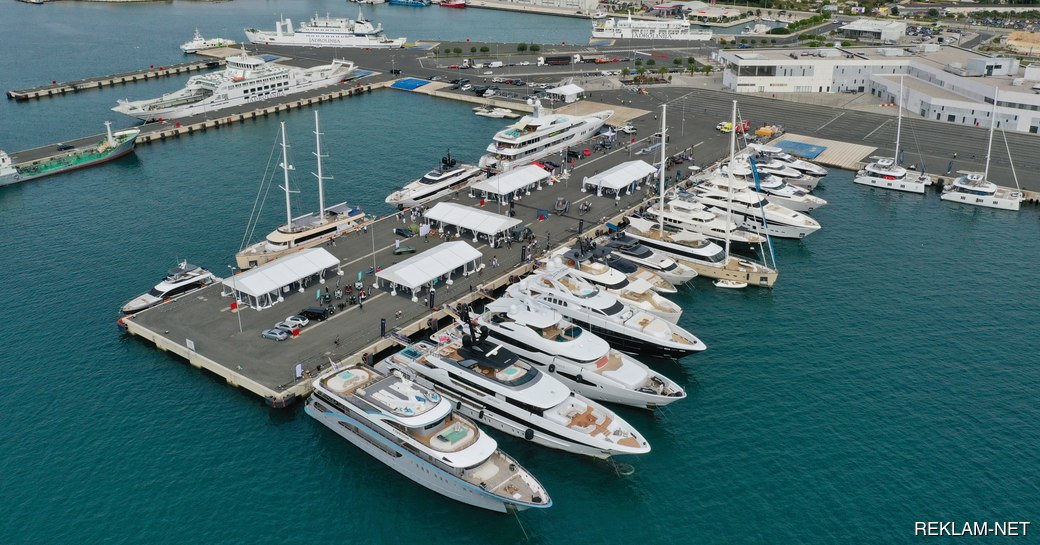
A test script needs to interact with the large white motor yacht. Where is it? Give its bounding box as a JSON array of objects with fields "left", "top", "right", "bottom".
[
  {"left": 113, "top": 52, "right": 355, "bottom": 121},
  {"left": 643, "top": 197, "right": 766, "bottom": 256},
  {"left": 724, "top": 158, "right": 827, "bottom": 212},
  {"left": 597, "top": 251, "right": 677, "bottom": 294},
  {"left": 306, "top": 363, "right": 551, "bottom": 512},
  {"left": 747, "top": 143, "right": 828, "bottom": 177},
  {"left": 121, "top": 261, "right": 214, "bottom": 314},
  {"left": 381, "top": 332, "right": 651, "bottom": 459},
  {"left": 940, "top": 173, "right": 1022, "bottom": 211},
  {"left": 508, "top": 271, "right": 706, "bottom": 358},
  {"left": 545, "top": 250, "right": 682, "bottom": 323},
  {"left": 601, "top": 234, "right": 698, "bottom": 285},
  {"left": 749, "top": 158, "right": 821, "bottom": 190},
  {"left": 476, "top": 297, "right": 686, "bottom": 409},
  {"left": 385, "top": 151, "right": 482, "bottom": 208},
  {"left": 245, "top": 11, "right": 406, "bottom": 48},
  {"left": 623, "top": 216, "right": 778, "bottom": 287},
  {"left": 682, "top": 174, "right": 821, "bottom": 239},
  {"left": 478, "top": 100, "right": 612, "bottom": 173}
]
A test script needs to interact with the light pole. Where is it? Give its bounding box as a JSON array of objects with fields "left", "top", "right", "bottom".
[
  {"left": 228, "top": 265, "right": 243, "bottom": 333},
  {"left": 370, "top": 222, "right": 379, "bottom": 289}
]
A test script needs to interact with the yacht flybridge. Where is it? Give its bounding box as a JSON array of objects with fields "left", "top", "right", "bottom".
[
  {"left": 385, "top": 150, "right": 481, "bottom": 208},
  {"left": 477, "top": 297, "right": 686, "bottom": 409},
  {"left": 508, "top": 270, "right": 706, "bottom": 358},
  {"left": 381, "top": 328, "right": 651, "bottom": 459},
  {"left": 478, "top": 100, "right": 612, "bottom": 173},
  {"left": 236, "top": 115, "right": 365, "bottom": 270},
  {"left": 306, "top": 363, "right": 551, "bottom": 512}
]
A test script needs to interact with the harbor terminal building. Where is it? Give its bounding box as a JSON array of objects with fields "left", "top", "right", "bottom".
[{"left": 719, "top": 45, "right": 1040, "bottom": 134}]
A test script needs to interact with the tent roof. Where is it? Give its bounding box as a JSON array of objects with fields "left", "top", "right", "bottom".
[
  {"left": 424, "top": 203, "right": 521, "bottom": 236},
  {"left": 582, "top": 160, "right": 658, "bottom": 191},
  {"left": 546, "top": 83, "right": 585, "bottom": 96},
  {"left": 222, "top": 248, "right": 339, "bottom": 298},
  {"left": 471, "top": 165, "right": 551, "bottom": 196},
  {"left": 376, "top": 241, "right": 482, "bottom": 290}
]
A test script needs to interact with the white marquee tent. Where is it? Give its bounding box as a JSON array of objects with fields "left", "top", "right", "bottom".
[
  {"left": 376, "top": 241, "right": 483, "bottom": 300},
  {"left": 546, "top": 83, "right": 585, "bottom": 104},
  {"left": 470, "top": 165, "right": 551, "bottom": 202},
  {"left": 581, "top": 160, "right": 658, "bottom": 198},
  {"left": 221, "top": 248, "right": 340, "bottom": 310},
  {"left": 424, "top": 203, "right": 521, "bottom": 245}
]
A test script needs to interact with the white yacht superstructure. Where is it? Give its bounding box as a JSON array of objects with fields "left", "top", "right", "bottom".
[
  {"left": 476, "top": 297, "right": 686, "bottom": 409},
  {"left": 854, "top": 76, "right": 932, "bottom": 194},
  {"left": 601, "top": 234, "right": 698, "bottom": 285},
  {"left": 643, "top": 197, "right": 766, "bottom": 256},
  {"left": 592, "top": 15, "right": 713, "bottom": 41},
  {"left": 682, "top": 174, "right": 820, "bottom": 239},
  {"left": 245, "top": 11, "right": 406, "bottom": 48},
  {"left": 724, "top": 158, "right": 827, "bottom": 212},
  {"left": 478, "top": 101, "right": 612, "bottom": 173},
  {"left": 747, "top": 143, "right": 828, "bottom": 177},
  {"left": 113, "top": 52, "right": 355, "bottom": 121},
  {"left": 180, "top": 28, "right": 237, "bottom": 53},
  {"left": 381, "top": 332, "right": 651, "bottom": 459},
  {"left": 385, "top": 151, "right": 481, "bottom": 208},
  {"left": 121, "top": 261, "right": 215, "bottom": 314},
  {"left": 306, "top": 364, "right": 551, "bottom": 512}
]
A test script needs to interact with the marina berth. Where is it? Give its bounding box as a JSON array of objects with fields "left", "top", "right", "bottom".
[
  {"left": 478, "top": 100, "right": 612, "bottom": 174},
  {"left": 306, "top": 363, "right": 551, "bottom": 512},
  {"left": 380, "top": 330, "right": 651, "bottom": 459},
  {"left": 509, "top": 271, "right": 706, "bottom": 359},
  {"left": 121, "top": 261, "right": 215, "bottom": 314},
  {"left": 601, "top": 234, "right": 698, "bottom": 285},
  {"left": 476, "top": 297, "right": 686, "bottom": 409},
  {"left": 245, "top": 11, "right": 406, "bottom": 49},
  {"left": 113, "top": 53, "right": 356, "bottom": 122},
  {"left": 592, "top": 15, "right": 712, "bottom": 41},
  {"left": 385, "top": 151, "right": 482, "bottom": 208}
]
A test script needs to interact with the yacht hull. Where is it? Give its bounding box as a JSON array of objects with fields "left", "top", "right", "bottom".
[
  {"left": 305, "top": 400, "right": 530, "bottom": 512},
  {"left": 940, "top": 191, "right": 1021, "bottom": 211},
  {"left": 854, "top": 174, "right": 926, "bottom": 194}
]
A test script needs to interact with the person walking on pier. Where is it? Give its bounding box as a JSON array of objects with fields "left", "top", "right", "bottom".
[{"left": 491, "top": 256, "right": 499, "bottom": 268}]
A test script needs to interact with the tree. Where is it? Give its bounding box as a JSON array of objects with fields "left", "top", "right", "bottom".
[
  {"left": 479, "top": 46, "right": 490, "bottom": 53},
  {"left": 453, "top": 47, "right": 462, "bottom": 54},
  {"left": 470, "top": 46, "right": 477, "bottom": 53},
  {"left": 647, "top": 59, "right": 656, "bottom": 65},
  {"left": 530, "top": 44, "right": 540, "bottom": 52},
  {"left": 621, "top": 67, "right": 630, "bottom": 78},
  {"left": 517, "top": 42, "right": 528, "bottom": 52},
  {"left": 702, "top": 65, "right": 712, "bottom": 75},
  {"left": 890, "top": 5, "right": 899, "bottom": 16},
  {"left": 841, "top": 40, "right": 852, "bottom": 46},
  {"left": 634, "top": 59, "right": 643, "bottom": 66},
  {"left": 673, "top": 58, "right": 682, "bottom": 65},
  {"left": 927, "top": 8, "right": 939, "bottom": 18},
  {"left": 688, "top": 56, "right": 696, "bottom": 64},
  {"left": 658, "top": 67, "right": 668, "bottom": 76}
]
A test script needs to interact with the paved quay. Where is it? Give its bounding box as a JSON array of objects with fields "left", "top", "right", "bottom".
[{"left": 6, "top": 59, "right": 225, "bottom": 101}]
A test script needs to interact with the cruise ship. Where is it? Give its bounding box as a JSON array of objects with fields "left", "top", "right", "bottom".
[
  {"left": 478, "top": 101, "right": 612, "bottom": 173},
  {"left": 113, "top": 52, "right": 355, "bottom": 121},
  {"left": 245, "top": 11, "right": 406, "bottom": 49},
  {"left": 592, "top": 15, "right": 713, "bottom": 41},
  {"left": 306, "top": 363, "right": 551, "bottom": 512},
  {"left": 237, "top": 116, "right": 365, "bottom": 270},
  {"left": 385, "top": 151, "right": 482, "bottom": 208}
]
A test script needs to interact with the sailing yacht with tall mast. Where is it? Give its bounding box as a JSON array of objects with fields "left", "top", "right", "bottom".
[
  {"left": 236, "top": 115, "right": 365, "bottom": 269},
  {"left": 854, "top": 76, "right": 932, "bottom": 194},
  {"left": 940, "top": 87, "right": 1023, "bottom": 211}
]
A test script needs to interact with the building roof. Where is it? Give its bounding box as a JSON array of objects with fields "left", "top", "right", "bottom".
[
  {"left": 582, "top": 160, "right": 658, "bottom": 191},
  {"left": 546, "top": 83, "right": 585, "bottom": 97},
  {"left": 222, "top": 248, "right": 338, "bottom": 298},
  {"left": 471, "top": 164, "right": 552, "bottom": 196},
  {"left": 376, "top": 241, "right": 482, "bottom": 290},
  {"left": 424, "top": 202, "right": 521, "bottom": 236},
  {"left": 840, "top": 19, "right": 907, "bottom": 32}
]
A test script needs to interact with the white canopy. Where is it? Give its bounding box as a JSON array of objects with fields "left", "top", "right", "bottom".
[
  {"left": 546, "top": 84, "right": 585, "bottom": 103},
  {"left": 222, "top": 248, "right": 339, "bottom": 309},
  {"left": 424, "top": 202, "right": 521, "bottom": 237},
  {"left": 582, "top": 160, "right": 658, "bottom": 192},
  {"left": 471, "top": 165, "right": 551, "bottom": 197},
  {"left": 376, "top": 241, "right": 482, "bottom": 291}
]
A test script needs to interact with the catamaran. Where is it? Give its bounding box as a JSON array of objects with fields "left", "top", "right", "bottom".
[{"left": 855, "top": 75, "right": 932, "bottom": 194}]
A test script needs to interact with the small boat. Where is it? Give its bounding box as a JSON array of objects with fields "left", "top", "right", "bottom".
[
  {"left": 180, "top": 28, "right": 237, "bottom": 54},
  {"left": 440, "top": 0, "right": 466, "bottom": 7},
  {"left": 122, "top": 261, "right": 215, "bottom": 313},
  {"left": 713, "top": 279, "right": 747, "bottom": 289},
  {"left": 388, "top": 0, "right": 430, "bottom": 6},
  {"left": 473, "top": 106, "right": 518, "bottom": 119}
]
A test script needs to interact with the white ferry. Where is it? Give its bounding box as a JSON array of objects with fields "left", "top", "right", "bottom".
[
  {"left": 592, "top": 15, "right": 713, "bottom": 41},
  {"left": 113, "top": 52, "right": 355, "bottom": 121},
  {"left": 245, "top": 11, "right": 406, "bottom": 49},
  {"left": 478, "top": 100, "right": 612, "bottom": 174}
]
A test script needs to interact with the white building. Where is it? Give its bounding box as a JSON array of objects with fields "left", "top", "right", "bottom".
[
  {"left": 719, "top": 45, "right": 1040, "bottom": 134},
  {"left": 838, "top": 20, "right": 907, "bottom": 42}
]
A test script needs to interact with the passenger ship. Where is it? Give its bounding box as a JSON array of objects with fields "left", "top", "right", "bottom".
[
  {"left": 306, "top": 363, "right": 551, "bottom": 512},
  {"left": 113, "top": 52, "right": 355, "bottom": 121},
  {"left": 592, "top": 15, "right": 713, "bottom": 41},
  {"left": 245, "top": 11, "right": 406, "bottom": 49},
  {"left": 478, "top": 100, "right": 612, "bottom": 173}
]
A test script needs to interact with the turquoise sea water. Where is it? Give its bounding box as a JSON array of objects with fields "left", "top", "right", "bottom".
[{"left": 2, "top": 3, "right": 1039, "bottom": 544}]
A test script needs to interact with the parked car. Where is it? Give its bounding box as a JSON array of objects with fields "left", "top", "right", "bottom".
[
  {"left": 282, "top": 315, "right": 310, "bottom": 328},
  {"left": 512, "top": 79, "right": 525, "bottom": 86},
  {"left": 56, "top": 143, "right": 74, "bottom": 151},
  {"left": 492, "top": 77, "right": 505, "bottom": 83},
  {"left": 389, "top": 69, "right": 402, "bottom": 75},
  {"left": 261, "top": 328, "right": 290, "bottom": 341},
  {"left": 617, "top": 124, "right": 637, "bottom": 134},
  {"left": 393, "top": 226, "right": 414, "bottom": 238},
  {"left": 518, "top": 61, "right": 531, "bottom": 66},
  {"left": 299, "top": 306, "right": 335, "bottom": 322},
  {"left": 483, "top": 89, "right": 497, "bottom": 97},
  {"left": 483, "top": 70, "right": 493, "bottom": 75},
  {"left": 460, "top": 84, "right": 473, "bottom": 92}
]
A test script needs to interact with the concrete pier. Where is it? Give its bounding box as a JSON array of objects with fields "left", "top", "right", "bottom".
[{"left": 6, "top": 59, "right": 225, "bottom": 101}]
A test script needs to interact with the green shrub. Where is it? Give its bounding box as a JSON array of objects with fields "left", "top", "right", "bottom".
[{"left": 517, "top": 42, "right": 528, "bottom": 52}]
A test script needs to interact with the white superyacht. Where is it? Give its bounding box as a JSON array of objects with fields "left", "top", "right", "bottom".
[
  {"left": 121, "top": 261, "right": 215, "bottom": 314},
  {"left": 476, "top": 297, "right": 686, "bottom": 409},
  {"left": 245, "top": 11, "right": 406, "bottom": 49},
  {"left": 385, "top": 150, "right": 482, "bottom": 208},
  {"left": 544, "top": 253, "right": 682, "bottom": 324},
  {"left": 600, "top": 233, "right": 698, "bottom": 285},
  {"left": 479, "top": 100, "right": 612, "bottom": 173},
  {"left": 681, "top": 174, "right": 821, "bottom": 239},
  {"left": 306, "top": 363, "right": 551, "bottom": 512},
  {"left": 113, "top": 51, "right": 355, "bottom": 121}
]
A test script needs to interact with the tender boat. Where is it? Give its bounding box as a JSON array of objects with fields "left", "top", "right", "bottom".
[
  {"left": 122, "top": 261, "right": 214, "bottom": 313},
  {"left": 475, "top": 297, "right": 685, "bottom": 409},
  {"left": 306, "top": 363, "right": 551, "bottom": 512},
  {"left": 479, "top": 100, "right": 612, "bottom": 174},
  {"left": 509, "top": 271, "right": 706, "bottom": 359},
  {"left": 180, "top": 28, "right": 237, "bottom": 53},
  {"left": 440, "top": 0, "right": 466, "bottom": 7},
  {"left": 380, "top": 329, "right": 651, "bottom": 459},
  {"left": 713, "top": 279, "right": 747, "bottom": 289},
  {"left": 385, "top": 150, "right": 481, "bottom": 208}
]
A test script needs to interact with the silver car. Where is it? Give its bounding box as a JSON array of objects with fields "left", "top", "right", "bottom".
[{"left": 261, "top": 328, "right": 290, "bottom": 341}]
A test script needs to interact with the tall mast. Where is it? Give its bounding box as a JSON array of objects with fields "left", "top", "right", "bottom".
[
  {"left": 279, "top": 122, "right": 294, "bottom": 230},
  {"left": 984, "top": 87, "right": 998, "bottom": 180},
  {"left": 657, "top": 103, "right": 667, "bottom": 234},
  {"left": 313, "top": 111, "right": 328, "bottom": 220},
  {"left": 725, "top": 100, "right": 737, "bottom": 260},
  {"left": 894, "top": 75, "right": 903, "bottom": 163}
]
